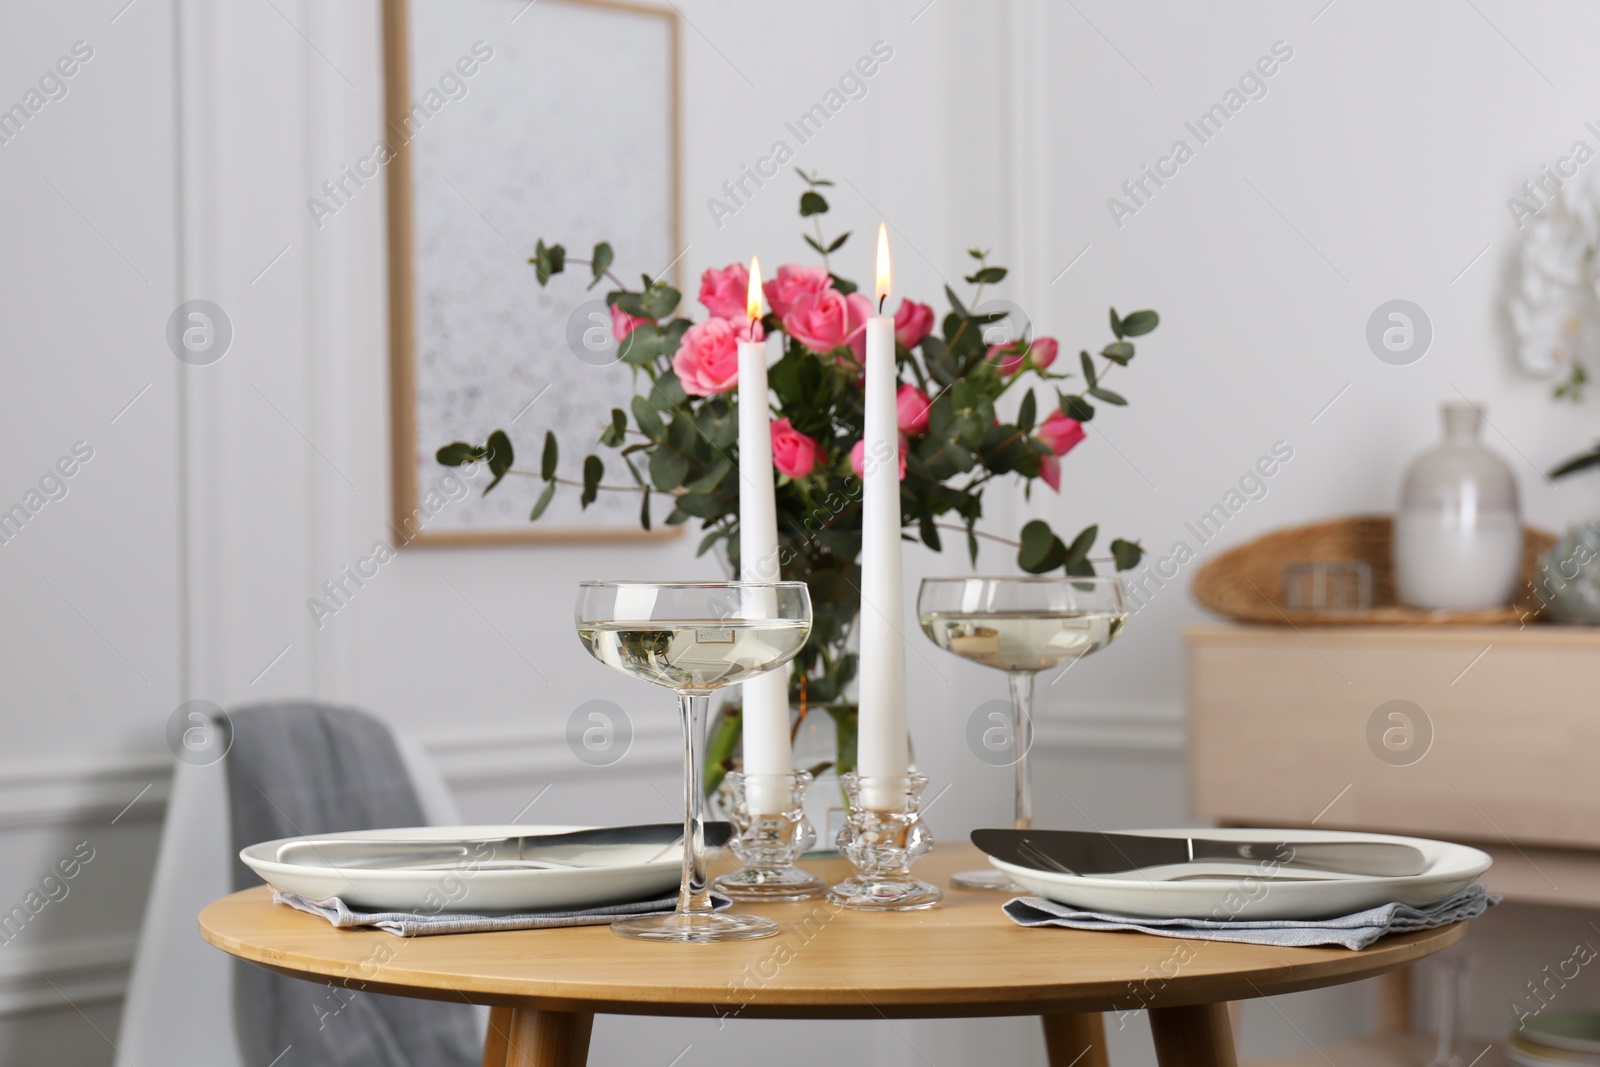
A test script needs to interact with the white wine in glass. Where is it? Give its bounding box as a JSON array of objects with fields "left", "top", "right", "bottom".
[
  {"left": 574, "top": 580, "right": 811, "bottom": 943},
  {"left": 918, "top": 576, "right": 1127, "bottom": 891}
]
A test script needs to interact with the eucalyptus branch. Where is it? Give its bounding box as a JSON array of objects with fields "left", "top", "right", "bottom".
[
  {"left": 504, "top": 468, "right": 678, "bottom": 496},
  {"left": 928, "top": 522, "right": 1117, "bottom": 563},
  {"left": 561, "top": 255, "right": 629, "bottom": 292}
]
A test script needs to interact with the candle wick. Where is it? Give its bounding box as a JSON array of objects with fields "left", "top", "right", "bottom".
[{"left": 878, "top": 294, "right": 886, "bottom": 315}]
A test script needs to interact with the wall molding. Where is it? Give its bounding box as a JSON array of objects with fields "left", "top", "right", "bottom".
[
  {"left": 1034, "top": 708, "right": 1186, "bottom": 755},
  {"left": 0, "top": 932, "right": 136, "bottom": 1019},
  {"left": 0, "top": 754, "right": 173, "bottom": 831}
]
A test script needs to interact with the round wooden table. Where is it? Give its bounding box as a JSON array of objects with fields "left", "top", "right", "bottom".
[{"left": 200, "top": 844, "right": 1464, "bottom": 1067}]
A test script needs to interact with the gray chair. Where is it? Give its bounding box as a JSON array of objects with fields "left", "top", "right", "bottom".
[{"left": 116, "top": 703, "right": 480, "bottom": 1067}]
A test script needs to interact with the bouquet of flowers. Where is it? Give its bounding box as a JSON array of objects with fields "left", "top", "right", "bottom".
[{"left": 437, "top": 171, "right": 1159, "bottom": 771}]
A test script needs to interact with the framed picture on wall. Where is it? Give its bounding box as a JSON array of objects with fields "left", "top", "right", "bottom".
[{"left": 383, "top": 0, "right": 681, "bottom": 545}]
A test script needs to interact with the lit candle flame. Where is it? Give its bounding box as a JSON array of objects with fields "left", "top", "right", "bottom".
[
  {"left": 747, "top": 255, "right": 763, "bottom": 321},
  {"left": 874, "top": 223, "right": 891, "bottom": 309}
]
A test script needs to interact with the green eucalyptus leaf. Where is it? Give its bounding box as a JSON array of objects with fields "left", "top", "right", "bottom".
[
  {"left": 1552, "top": 446, "right": 1600, "bottom": 478},
  {"left": 1109, "top": 306, "right": 1124, "bottom": 340},
  {"left": 966, "top": 524, "right": 979, "bottom": 566},
  {"left": 580, "top": 455, "right": 603, "bottom": 507},
  {"left": 944, "top": 285, "right": 968, "bottom": 319},
  {"left": 964, "top": 266, "right": 1007, "bottom": 285},
  {"left": 529, "top": 481, "right": 556, "bottom": 521},
  {"left": 675, "top": 492, "right": 725, "bottom": 519},
  {"left": 829, "top": 273, "right": 858, "bottom": 296},
  {"left": 687, "top": 457, "right": 732, "bottom": 493},
  {"left": 1017, "top": 389, "right": 1037, "bottom": 433},
  {"left": 799, "top": 190, "right": 829, "bottom": 216},
  {"left": 1110, "top": 538, "right": 1143, "bottom": 570},
  {"left": 436, "top": 442, "right": 482, "bottom": 467},
  {"left": 531, "top": 239, "right": 566, "bottom": 285},
  {"left": 696, "top": 527, "right": 725, "bottom": 557},
  {"left": 1018, "top": 520, "right": 1057, "bottom": 573},
  {"left": 1102, "top": 341, "right": 1135, "bottom": 363},
  {"left": 1079, "top": 350, "right": 1098, "bottom": 386},
  {"left": 1064, "top": 523, "right": 1099, "bottom": 567},
  {"left": 484, "top": 430, "right": 513, "bottom": 494},
  {"left": 1089, "top": 386, "right": 1127, "bottom": 406},
  {"left": 541, "top": 431, "right": 558, "bottom": 480},
  {"left": 649, "top": 447, "right": 690, "bottom": 491},
  {"left": 803, "top": 233, "right": 826, "bottom": 255},
  {"left": 588, "top": 242, "right": 613, "bottom": 289},
  {"left": 1120, "top": 309, "right": 1159, "bottom": 336},
  {"left": 1060, "top": 392, "right": 1095, "bottom": 422},
  {"left": 826, "top": 231, "right": 850, "bottom": 253},
  {"left": 638, "top": 284, "right": 681, "bottom": 320},
  {"left": 919, "top": 515, "right": 941, "bottom": 551},
  {"left": 631, "top": 396, "right": 664, "bottom": 440},
  {"left": 650, "top": 372, "right": 688, "bottom": 409}
]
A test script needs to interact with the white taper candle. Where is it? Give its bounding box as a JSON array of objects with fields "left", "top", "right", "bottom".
[
  {"left": 736, "top": 256, "right": 792, "bottom": 815},
  {"left": 855, "top": 224, "right": 910, "bottom": 809}
]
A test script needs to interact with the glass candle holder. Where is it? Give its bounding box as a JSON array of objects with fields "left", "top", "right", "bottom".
[
  {"left": 711, "top": 770, "right": 824, "bottom": 902},
  {"left": 826, "top": 773, "right": 942, "bottom": 911}
]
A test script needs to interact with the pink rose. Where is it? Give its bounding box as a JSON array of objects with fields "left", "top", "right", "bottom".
[
  {"left": 986, "top": 336, "right": 1059, "bottom": 376},
  {"left": 850, "top": 436, "right": 908, "bottom": 480},
  {"left": 896, "top": 384, "right": 931, "bottom": 435},
  {"left": 698, "top": 262, "right": 750, "bottom": 320},
  {"left": 849, "top": 297, "right": 936, "bottom": 362},
  {"left": 1039, "top": 454, "right": 1062, "bottom": 492},
  {"left": 987, "top": 340, "right": 1029, "bottom": 376},
  {"left": 1028, "top": 337, "right": 1059, "bottom": 371},
  {"left": 763, "top": 264, "right": 832, "bottom": 318},
  {"left": 672, "top": 318, "right": 742, "bottom": 396},
  {"left": 770, "top": 418, "right": 819, "bottom": 479},
  {"left": 894, "top": 299, "right": 935, "bottom": 348},
  {"left": 1037, "top": 410, "right": 1086, "bottom": 456},
  {"left": 611, "top": 304, "right": 652, "bottom": 342},
  {"left": 784, "top": 289, "right": 871, "bottom": 355}
]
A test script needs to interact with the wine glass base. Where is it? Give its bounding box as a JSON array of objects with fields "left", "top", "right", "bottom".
[
  {"left": 826, "top": 874, "right": 943, "bottom": 911},
  {"left": 712, "top": 865, "right": 824, "bottom": 902},
  {"left": 610, "top": 911, "right": 779, "bottom": 943},
  {"left": 950, "top": 868, "right": 1026, "bottom": 893}
]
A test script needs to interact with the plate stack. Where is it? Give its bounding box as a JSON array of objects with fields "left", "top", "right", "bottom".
[{"left": 1509, "top": 1013, "right": 1600, "bottom": 1067}]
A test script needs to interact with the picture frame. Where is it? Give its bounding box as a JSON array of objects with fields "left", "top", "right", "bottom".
[{"left": 383, "top": 0, "right": 682, "bottom": 545}]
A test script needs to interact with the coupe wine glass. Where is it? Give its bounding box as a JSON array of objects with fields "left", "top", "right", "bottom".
[
  {"left": 918, "top": 575, "right": 1127, "bottom": 891},
  {"left": 575, "top": 580, "right": 812, "bottom": 942}
]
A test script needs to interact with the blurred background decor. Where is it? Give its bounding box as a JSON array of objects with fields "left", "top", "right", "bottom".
[{"left": 1191, "top": 515, "right": 1553, "bottom": 626}]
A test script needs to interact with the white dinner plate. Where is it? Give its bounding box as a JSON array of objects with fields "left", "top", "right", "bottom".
[
  {"left": 241, "top": 825, "right": 682, "bottom": 913},
  {"left": 989, "top": 827, "right": 1491, "bottom": 920}
]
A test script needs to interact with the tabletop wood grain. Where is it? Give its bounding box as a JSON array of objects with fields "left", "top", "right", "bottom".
[{"left": 199, "top": 844, "right": 1464, "bottom": 1020}]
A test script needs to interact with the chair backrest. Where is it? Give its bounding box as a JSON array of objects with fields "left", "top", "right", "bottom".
[{"left": 115, "top": 719, "right": 459, "bottom": 1067}]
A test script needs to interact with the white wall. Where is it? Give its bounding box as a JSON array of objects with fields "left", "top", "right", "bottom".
[{"left": 2, "top": 0, "right": 1598, "bottom": 1063}]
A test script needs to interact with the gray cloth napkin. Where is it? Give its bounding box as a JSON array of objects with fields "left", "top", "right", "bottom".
[
  {"left": 224, "top": 702, "right": 481, "bottom": 1067},
  {"left": 1002, "top": 884, "right": 1496, "bottom": 950},
  {"left": 274, "top": 888, "right": 732, "bottom": 937}
]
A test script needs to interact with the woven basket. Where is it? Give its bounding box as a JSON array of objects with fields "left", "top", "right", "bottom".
[{"left": 1190, "top": 515, "right": 1555, "bottom": 626}]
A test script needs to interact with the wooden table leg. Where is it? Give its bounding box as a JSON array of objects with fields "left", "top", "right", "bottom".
[
  {"left": 1041, "top": 1012, "right": 1110, "bottom": 1067},
  {"left": 1375, "top": 965, "right": 1413, "bottom": 1032},
  {"left": 503, "top": 1008, "right": 594, "bottom": 1067},
  {"left": 482, "top": 1006, "right": 514, "bottom": 1067},
  {"left": 1149, "top": 1003, "right": 1238, "bottom": 1067}
]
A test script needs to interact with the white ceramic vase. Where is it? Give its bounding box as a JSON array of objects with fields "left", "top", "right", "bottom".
[{"left": 1392, "top": 402, "right": 1522, "bottom": 610}]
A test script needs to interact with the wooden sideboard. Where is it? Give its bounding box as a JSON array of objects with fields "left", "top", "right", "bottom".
[{"left": 1186, "top": 624, "right": 1600, "bottom": 910}]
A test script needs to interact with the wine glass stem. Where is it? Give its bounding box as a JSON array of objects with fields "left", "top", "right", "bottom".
[
  {"left": 1008, "top": 671, "right": 1035, "bottom": 831},
  {"left": 677, "top": 691, "right": 714, "bottom": 915}
]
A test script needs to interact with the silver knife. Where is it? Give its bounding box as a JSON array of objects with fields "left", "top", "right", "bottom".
[
  {"left": 971, "top": 828, "right": 1427, "bottom": 878},
  {"left": 274, "top": 822, "right": 733, "bottom": 870}
]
